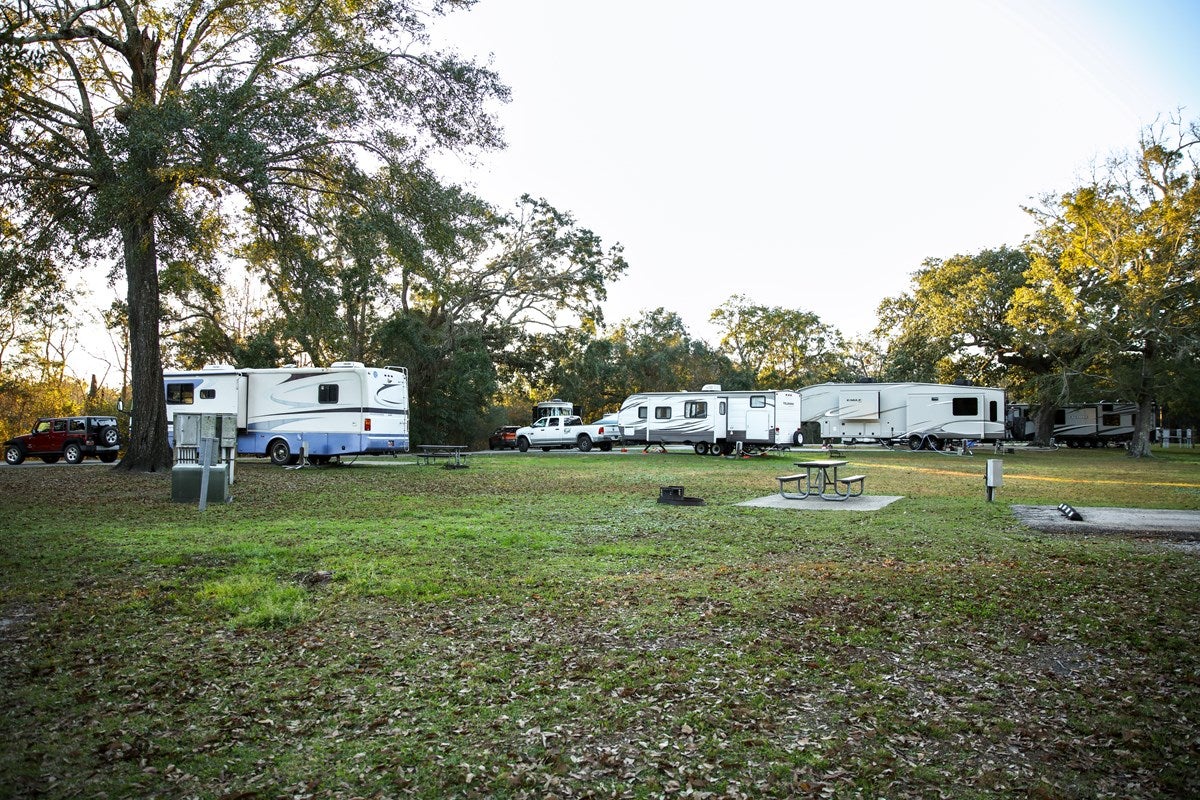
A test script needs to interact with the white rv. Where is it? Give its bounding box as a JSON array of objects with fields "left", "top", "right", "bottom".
[
  {"left": 163, "top": 362, "right": 410, "bottom": 464},
  {"left": 799, "top": 382, "right": 1006, "bottom": 450},
  {"left": 617, "top": 386, "right": 805, "bottom": 455},
  {"left": 1007, "top": 402, "right": 1139, "bottom": 447}
]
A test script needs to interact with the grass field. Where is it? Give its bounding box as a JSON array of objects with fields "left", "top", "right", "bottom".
[{"left": 1, "top": 445, "right": 1198, "bottom": 799}]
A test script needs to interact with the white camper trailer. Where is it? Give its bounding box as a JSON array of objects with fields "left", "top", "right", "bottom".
[
  {"left": 799, "top": 382, "right": 1006, "bottom": 450},
  {"left": 1007, "top": 402, "right": 1139, "bottom": 447},
  {"left": 163, "top": 362, "right": 410, "bottom": 464},
  {"left": 617, "top": 386, "right": 805, "bottom": 455}
]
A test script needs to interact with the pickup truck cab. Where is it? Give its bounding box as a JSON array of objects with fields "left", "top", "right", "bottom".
[{"left": 516, "top": 415, "right": 620, "bottom": 453}]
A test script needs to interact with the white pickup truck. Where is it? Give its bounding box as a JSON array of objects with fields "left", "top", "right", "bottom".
[{"left": 515, "top": 415, "right": 621, "bottom": 452}]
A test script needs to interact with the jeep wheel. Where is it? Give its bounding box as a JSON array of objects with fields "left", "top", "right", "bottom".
[
  {"left": 577, "top": 434, "right": 593, "bottom": 452},
  {"left": 63, "top": 442, "right": 84, "bottom": 464},
  {"left": 99, "top": 453, "right": 118, "bottom": 463},
  {"left": 4, "top": 445, "right": 24, "bottom": 465},
  {"left": 41, "top": 455, "right": 61, "bottom": 464},
  {"left": 268, "top": 438, "right": 293, "bottom": 466},
  {"left": 100, "top": 426, "right": 119, "bottom": 447},
  {"left": 517, "top": 437, "right": 530, "bottom": 453}
]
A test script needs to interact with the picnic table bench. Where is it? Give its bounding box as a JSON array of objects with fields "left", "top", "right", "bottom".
[
  {"left": 417, "top": 444, "right": 470, "bottom": 468},
  {"left": 777, "top": 459, "right": 867, "bottom": 501}
]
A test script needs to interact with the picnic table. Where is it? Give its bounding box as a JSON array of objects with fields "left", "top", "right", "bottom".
[
  {"left": 777, "top": 459, "right": 867, "bottom": 501},
  {"left": 417, "top": 444, "right": 470, "bottom": 468}
]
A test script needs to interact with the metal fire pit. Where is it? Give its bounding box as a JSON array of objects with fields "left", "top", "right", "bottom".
[{"left": 658, "top": 486, "right": 706, "bottom": 506}]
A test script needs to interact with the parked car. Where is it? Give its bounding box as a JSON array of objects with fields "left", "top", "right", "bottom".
[
  {"left": 4, "top": 416, "right": 122, "bottom": 465},
  {"left": 488, "top": 426, "right": 520, "bottom": 450}
]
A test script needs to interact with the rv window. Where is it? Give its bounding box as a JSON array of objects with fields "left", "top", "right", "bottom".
[
  {"left": 655, "top": 406, "right": 672, "bottom": 420},
  {"left": 637, "top": 407, "right": 648, "bottom": 420},
  {"left": 200, "top": 389, "right": 216, "bottom": 400},
  {"left": 750, "top": 396, "right": 766, "bottom": 409},
  {"left": 952, "top": 397, "right": 979, "bottom": 416},
  {"left": 684, "top": 400, "right": 708, "bottom": 418},
  {"left": 318, "top": 383, "right": 339, "bottom": 404},
  {"left": 989, "top": 401, "right": 998, "bottom": 422},
  {"left": 1102, "top": 413, "right": 1121, "bottom": 426},
  {"left": 166, "top": 382, "right": 195, "bottom": 405},
  {"left": 1054, "top": 409, "right": 1066, "bottom": 425},
  {"left": 719, "top": 401, "right": 727, "bottom": 415}
]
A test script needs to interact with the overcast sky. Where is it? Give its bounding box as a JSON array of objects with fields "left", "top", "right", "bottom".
[{"left": 427, "top": 0, "right": 1200, "bottom": 343}]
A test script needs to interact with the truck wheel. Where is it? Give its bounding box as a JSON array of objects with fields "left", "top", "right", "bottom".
[
  {"left": 4, "top": 445, "right": 24, "bottom": 465},
  {"left": 63, "top": 442, "right": 84, "bottom": 464},
  {"left": 517, "top": 437, "right": 530, "bottom": 453},
  {"left": 269, "top": 438, "right": 292, "bottom": 466},
  {"left": 599, "top": 442, "right": 612, "bottom": 451},
  {"left": 577, "top": 435, "right": 593, "bottom": 452}
]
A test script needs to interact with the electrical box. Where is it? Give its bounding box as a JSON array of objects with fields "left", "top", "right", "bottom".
[
  {"left": 986, "top": 459, "right": 1003, "bottom": 487},
  {"left": 171, "top": 464, "right": 231, "bottom": 503}
]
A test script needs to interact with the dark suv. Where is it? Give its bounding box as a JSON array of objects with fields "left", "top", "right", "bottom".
[{"left": 4, "top": 416, "right": 122, "bottom": 465}]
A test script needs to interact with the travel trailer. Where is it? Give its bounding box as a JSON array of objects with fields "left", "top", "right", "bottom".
[
  {"left": 617, "top": 386, "right": 805, "bottom": 455},
  {"left": 798, "top": 382, "right": 1007, "bottom": 450},
  {"left": 163, "top": 362, "right": 410, "bottom": 465},
  {"left": 1006, "top": 402, "right": 1139, "bottom": 447}
]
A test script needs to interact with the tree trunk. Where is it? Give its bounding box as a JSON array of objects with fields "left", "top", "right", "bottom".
[
  {"left": 1127, "top": 395, "right": 1156, "bottom": 459},
  {"left": 115, "top": 214, "right": 172, "bottom": 472},
  {"left": 1033, "top": 402, "right": 1056, "bottom": 446}
]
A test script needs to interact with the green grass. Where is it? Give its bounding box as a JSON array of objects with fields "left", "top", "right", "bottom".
[{"left": 1, "top": 445, "right": 1198, "bottom": 799}]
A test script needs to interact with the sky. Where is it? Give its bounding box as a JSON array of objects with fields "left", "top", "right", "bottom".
[
  {"left": 63, "top": 0, "right": 1200, "bottom": 383},
  {"left": 424, "top": 0, "right": 1200, "bottom": 345}
]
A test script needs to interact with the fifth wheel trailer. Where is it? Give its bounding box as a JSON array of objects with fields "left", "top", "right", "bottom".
[
  {"left": 617, "top": 386, "right": 805, "bottom": 455},
  {"left": 1006, "top": 402, "right": 1140, "bottom": 447},
  {"left": 163, "top": 362, "right": 410, "bottom": 465},
  {"left": 798, "top": 382, "right": 1006, "bottom": 450}
]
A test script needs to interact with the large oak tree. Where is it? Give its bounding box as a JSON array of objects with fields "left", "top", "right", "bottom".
[{"left": 1, "top": 0, "right": 507, "bottom": 470}]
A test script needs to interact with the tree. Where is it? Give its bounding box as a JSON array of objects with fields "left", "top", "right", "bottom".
[
  {"left": 1020, "top": 116, "right": 1200, "bottom": 457},
  {"left": 1, "top": 0, "right": 507, "bottom": 470},
  {"left": 874, "top": 246, "right": 1085, "bottom": 441},
  {"left": 711, "top": 295, "right": 849, "bottom": 387}
]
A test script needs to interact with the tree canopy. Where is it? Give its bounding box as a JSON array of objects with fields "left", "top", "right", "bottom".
[{"left": 1, "top": 0, "right": 508, "bottom": 469}]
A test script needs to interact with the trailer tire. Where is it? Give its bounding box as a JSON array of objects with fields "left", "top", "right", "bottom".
[
  {"left": 577, "top": 434, "right": 593, "bottom": 452},
  {"left": 908, "top": 435, "right": 923, "bottom": 451},
  {"left": 517, "top": 437, "right": 530, "bottom": 453},
  {"left": 792, "top": 431, "right": 804, "bottom": 446},
  {"left": 268, "top": 438, "right": 293, "bottom": 466},
  {"left": 599, "top": 442, "right": 613, "bottom": 451},
  {"left": 709, "top": 442, "right": 724, "bottom": 457},
  {"left": 694, "top": 442, "right": 710, "bottom": 455}
]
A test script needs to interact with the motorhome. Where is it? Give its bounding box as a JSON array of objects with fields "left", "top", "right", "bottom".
[
  {"left": 616, "top": 386, "right": 805, "bottom": 455},
  {"left": 798, "top": 382, "right": 1006, "bottom": 450},
  {"left": 1007, "top": 402, "right": 1139, "bottom": 447},
  {"left": 531, "top": 398, "right": 581, "bottom": 424},
  {"left": 163, "top": 362, "right": 410, "bottom": 464}
]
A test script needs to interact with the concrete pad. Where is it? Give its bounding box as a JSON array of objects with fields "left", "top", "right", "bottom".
[
  {"left": 738, "top": 494, "right": 904, "bottom": 511},
  {"left": 1012, "top": 505, "right": 1200, "bottom": 538}
]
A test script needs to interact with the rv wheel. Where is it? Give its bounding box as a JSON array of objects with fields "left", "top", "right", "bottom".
[
  {"left": 694, "top": 442, "right": 710, "bottom": 455},
  {"left": 268, "top": 439, "right": 293, "bottom": 466},
  {"left": 908, "top": 435, "right": 924, "bottom": 451}
]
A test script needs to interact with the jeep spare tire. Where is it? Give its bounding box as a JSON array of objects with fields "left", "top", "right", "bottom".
[{"left": 100, "top": 426, "right": 119, "bottom": 446}]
